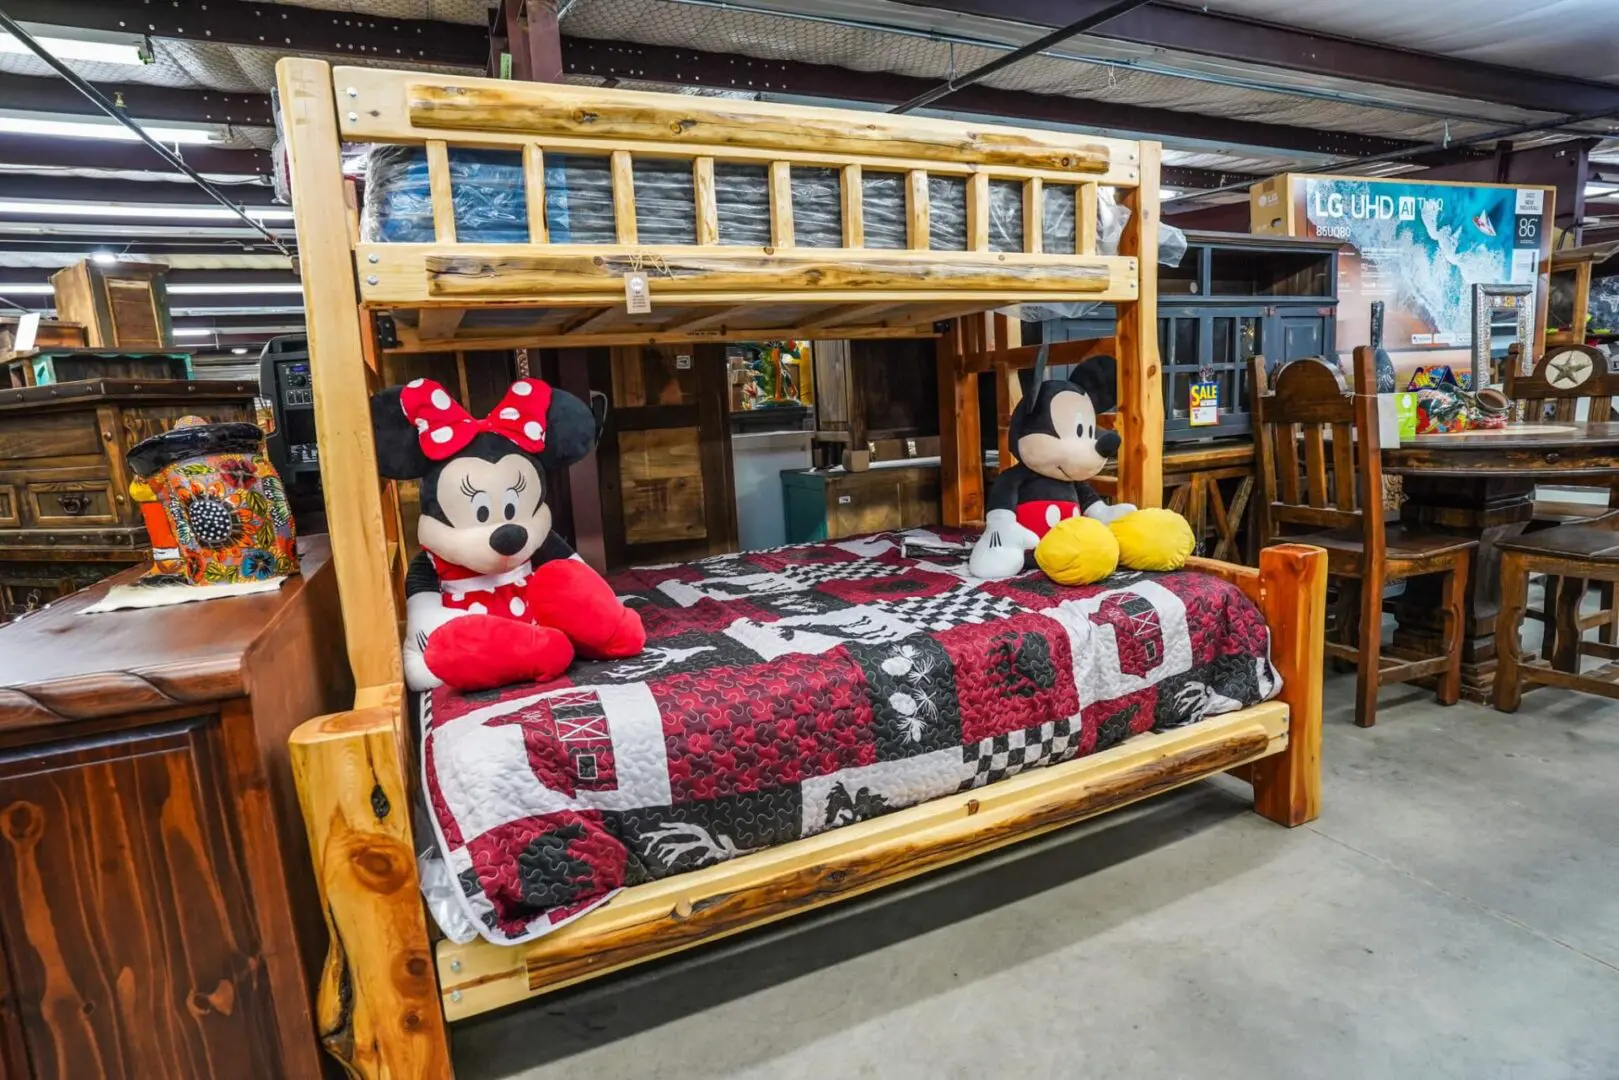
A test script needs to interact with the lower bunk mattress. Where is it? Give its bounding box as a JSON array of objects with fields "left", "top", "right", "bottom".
[{"left": 419, "top": 529, "right": 1281, "bottom": 945}]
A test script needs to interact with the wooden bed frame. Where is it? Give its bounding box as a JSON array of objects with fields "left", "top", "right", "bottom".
[{"left": 276, "top": 58, "right": 1326, "bottom": 1078}]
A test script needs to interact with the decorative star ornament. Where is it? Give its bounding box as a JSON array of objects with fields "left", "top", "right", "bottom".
[{"left": 1546, "top": 349, "right": 1593, "bottom": 389}]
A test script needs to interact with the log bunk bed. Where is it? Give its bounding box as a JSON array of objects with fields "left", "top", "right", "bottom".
[{"left": 276, "top": 58, "right": 1326, "bottom": 1078}]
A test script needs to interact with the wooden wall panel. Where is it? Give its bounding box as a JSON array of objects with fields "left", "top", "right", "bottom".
[{"left": 618, "top": 427, "right": 707, "bottom": 544}]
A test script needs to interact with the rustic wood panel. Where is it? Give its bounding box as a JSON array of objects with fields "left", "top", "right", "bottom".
[
  {"left": 618, "top": 427, "right": 707, "bottom": 544},
  {"left": 0, "top": 717, "right": 283, "bottom": 1079},
  {"left": 611, "top": 346, "right": 694, "bottom": 408}
]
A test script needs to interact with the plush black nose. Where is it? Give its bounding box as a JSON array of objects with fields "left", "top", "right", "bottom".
[
  {"left": 489, "top": 524, "right": 528, "bottom": 556},
  {"left": 1096, "top": 429, "right": 1122, "bottom": 458}
]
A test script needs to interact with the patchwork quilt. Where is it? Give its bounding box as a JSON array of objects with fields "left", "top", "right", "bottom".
[{"left": 420, "top": 528, "right": 1281, "bottom": 944}]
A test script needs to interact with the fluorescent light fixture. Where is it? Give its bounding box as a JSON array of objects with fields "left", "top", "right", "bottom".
[
  {"left": 1160, "top": 187, "right": 1182, "bottom": 200},
  {"left": 168, "top": 283, "right": 303, "bottom": 295},
  {"left": 1586, "top": 182, "right": 1619, "bottom": 199},
  {"left": 0, "top": 199, "right": 289, "bottom": 221},
  {"left": 91, "top": 250, "right": 117, "bottom": 265},
  {"left": 0, "top": 283, "right": 52, "bottom": 294},
  {"left": 172, "top": 328, "right": 214, "bottom": 338},
  {"left": 0, "top": 116, "right": 215, "bottom": 145},
  {"left": 231, "top": 347, "right": 250, "bottom": 355},
  {"left": 0, "top": 29, "right": 148, "bottom": 66}
]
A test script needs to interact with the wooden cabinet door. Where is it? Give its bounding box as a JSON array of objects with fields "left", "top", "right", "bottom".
[
  {"left": 0, "top": 717, "right": 282, "bottom": 1080},
  {"left": 594, "top": 344, "right": 738, "bottom": 568}
]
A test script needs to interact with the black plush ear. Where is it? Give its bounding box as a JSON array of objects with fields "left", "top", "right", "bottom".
[
  {"left": 371, "top": 387, "right": 432, "bottom": 480},
  {"left": 539, "top": 387, "right": 599, "bottom": 470},
  {"left": 1069, "top": 354, "right": 1119, "bottom": 414}
]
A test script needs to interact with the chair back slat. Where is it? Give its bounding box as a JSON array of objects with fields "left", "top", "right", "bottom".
[
  {"left": 1331, "top": 421, "right": 1357, "bottom": 511},
  {"left": 1249, "top": 348, "right": 1384, "bottom": 554},
  {"left": 1303, "top": 425, "right": 1330, "bottom": 507},
  {"left": 1274, "top": 423, "right": 1302, "bottom": 505}
]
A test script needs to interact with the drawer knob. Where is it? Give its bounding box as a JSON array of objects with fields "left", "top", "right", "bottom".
[{"left": 1545, "top": 451, "right": 1561, "bottom": 464}]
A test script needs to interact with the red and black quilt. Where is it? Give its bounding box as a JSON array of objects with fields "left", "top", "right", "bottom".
[{"left": 420, "top": 528, "right": 1281, "bottom": 944}]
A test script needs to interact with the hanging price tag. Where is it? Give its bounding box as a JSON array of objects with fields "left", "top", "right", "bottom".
[
  {"left": 1190, "top": 380, "right": 1220, "bottom": 427},
  {"left": 624, "top": 272, "right": 651, "bottom": 314}
]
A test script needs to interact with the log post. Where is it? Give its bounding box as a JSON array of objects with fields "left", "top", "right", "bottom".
[
  {"left": 290, "top": 700, "right": 453, "bottom": 1080},
  {"left": 1116, "top": 146, "right": 1163, "bottom": 508},
  {"left": 937, "top": 319, "right": 983, "bottom": 526},
  {"left": 1251, "top": 543, "right": 1327, "bottom": 826}
]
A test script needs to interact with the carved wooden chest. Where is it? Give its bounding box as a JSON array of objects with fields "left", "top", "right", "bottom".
[{"left": 0, "top": 379, "right": 258, "bottom": 620}]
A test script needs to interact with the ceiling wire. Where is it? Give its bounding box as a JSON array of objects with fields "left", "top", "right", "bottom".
[
  {"left": 891, "top": 0, "right": 1149, "bottom": 114},
  {"left": 0, "top": 7, "right": 293, "bottom": 258}
]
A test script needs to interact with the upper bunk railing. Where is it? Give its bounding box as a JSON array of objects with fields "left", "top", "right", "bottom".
[{"left": 332, "top": 66, "right": 1147, "bottom": 317}]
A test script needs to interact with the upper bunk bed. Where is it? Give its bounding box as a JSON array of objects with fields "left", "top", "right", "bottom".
[{"left": 316, "top": 64, "right": 1150, "bottom": 352}]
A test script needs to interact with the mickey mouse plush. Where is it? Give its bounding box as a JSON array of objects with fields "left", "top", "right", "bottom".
[
  {"left": 969, "top": 346, "right": 1137, "bottom": 579},
  {"left": 373, "top": 377, "right": 645, "bottom": 692}
]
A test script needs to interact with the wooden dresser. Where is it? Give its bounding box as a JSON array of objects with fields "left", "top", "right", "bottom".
[
  {"left": 0, "top": 379, "right": 258, "bottom": 621},
  {"left": 0, "top": 537, "right": 348, "bottom": 1079}
]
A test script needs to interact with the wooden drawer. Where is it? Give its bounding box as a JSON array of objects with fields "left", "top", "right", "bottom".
[
  {"left": 25, "top": 479, "right": 118, "bottom": 526},
  {"left": 0, "top": 484, "right": 16, "bottom": 528}
]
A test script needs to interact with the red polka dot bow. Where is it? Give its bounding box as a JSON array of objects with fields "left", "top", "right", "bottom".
[{"left": 398, "top": 377, "right": 554, "bottom": 460}]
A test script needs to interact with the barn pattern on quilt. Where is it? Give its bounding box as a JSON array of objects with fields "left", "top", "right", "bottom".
[{"left": 421, "top": 528, "right": 1281, "bottom": 944}]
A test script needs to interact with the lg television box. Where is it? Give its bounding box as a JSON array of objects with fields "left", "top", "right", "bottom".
[{"left": 1250, "top": 174, "right": 1554, "bottom": 385}]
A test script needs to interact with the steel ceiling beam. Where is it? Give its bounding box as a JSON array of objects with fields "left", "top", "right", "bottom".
[
  {"left": 0, "top": 72, "right": 272, "bottom": 127},
  {"left": 0, "top": 0, "right": 487, "bottom": 67},
  {"left": 0, "top": 173, "right": 278, "bottom": 205},
  {"left": 563, "top": 40, "right": 1423, "bottom": 159},
  {"left": 889, "top": 0, "right": 1619, "bottom": 117},
  {"left": 8, "top": 1, "right": 1437, "bottom": 158},
  {"left": 0, "top": 132, "right": 272, "bottom": 175}
]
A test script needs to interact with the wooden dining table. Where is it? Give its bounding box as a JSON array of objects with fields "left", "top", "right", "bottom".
[{"left": 1381, "top": 421, "right": 1619, "bottom": 702}]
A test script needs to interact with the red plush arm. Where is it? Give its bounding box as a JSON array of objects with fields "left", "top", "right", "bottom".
[
  {"left": 526, "top": 558, "right": 646, "bottom": 660},
  {"left": 423, "top": 614, "right": 575, "bottom": 691}
]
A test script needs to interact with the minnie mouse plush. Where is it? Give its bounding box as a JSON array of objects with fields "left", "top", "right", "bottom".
[
  {"left": 373, "top": 377, "right": 645, "bottom": 692},
  {"left": 969, "top": 347, "right": 1136, "bottom": 580}
]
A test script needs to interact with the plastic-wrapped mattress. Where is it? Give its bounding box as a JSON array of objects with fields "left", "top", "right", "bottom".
[{"left": 354, "top": 144, "right": 1182, "bottom": 257}]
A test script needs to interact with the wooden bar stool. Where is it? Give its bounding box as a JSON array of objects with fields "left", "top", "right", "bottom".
[
  {"left": 1251, "top": 347, "right": 1476, "bottom": 727},
  {"left": 1494, "top": 517, "right": 1619, "bottom": 710}
]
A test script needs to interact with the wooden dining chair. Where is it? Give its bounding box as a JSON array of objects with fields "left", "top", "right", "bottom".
[
  {"left": 1504, "top": 342, "right": 1619, "bottom": 656},
  {"left": 1250, "top": 347, "right": 1475, "bottom": 727}
]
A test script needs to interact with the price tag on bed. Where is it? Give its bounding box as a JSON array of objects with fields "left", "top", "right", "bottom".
[
  {"left": 624, "top": 272, "right": 652, "bottom": 314},
  {"left": 1190, "top": 380, "right": 1220, "bottom": 426}
]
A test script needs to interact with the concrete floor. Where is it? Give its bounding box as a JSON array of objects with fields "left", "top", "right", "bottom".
[{"left": 456, "top": 670, "right": 1619, "bottom": 1080}]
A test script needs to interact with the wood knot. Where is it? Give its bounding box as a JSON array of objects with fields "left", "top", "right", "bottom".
[
  {"left": 574, "top": 109, "right": 599, "bottom": 125},
  {"left": 2, "top": 802, "right": 42, "bottom": 846},
  {"left": 1060, "top": 157, "right": 1072, "bottom": 168},
  {"left": 406, "top": 957, "right": 428, "bottom": 977},
  {"left": 672, "top": 898, "right": 694, "bottom": 919},
  {"left": 370, "top": 784, "right": 391, "bottom": 820},
  {"left": 826, "top": 868, "right": 847, "bottom": 883},
  {"left": 671, "top": 118, "right": 697, "bottom": 133},
  {"left": 404, "top": 1010, "right": 421, "bottom": 1029},
  {"left": 966, "top": 798, "right": 980, "bottom": 816},
  {"left": 353, "top": 846, "right": 407, "bottom": 890}
]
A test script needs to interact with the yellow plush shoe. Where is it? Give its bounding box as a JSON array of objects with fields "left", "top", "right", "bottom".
[
  {"left": 1110, "top": 507, "right": 1195, "bottom": 571},
  {"left": 1034, "top": 515, "right": 1120, "bottom": 586}
]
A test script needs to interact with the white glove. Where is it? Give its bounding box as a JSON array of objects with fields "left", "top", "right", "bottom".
[
  {"left": 969, "top": 508, "right": 1041, "bottom": 579},
  {"left": 401, "top": 590, "right": 470, "bottom": 692},
  {"left": 1085, "top": 501, "right": 1137, "bottom": 524}
]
